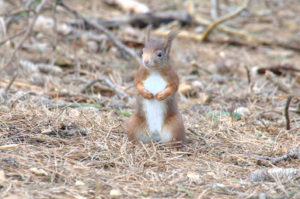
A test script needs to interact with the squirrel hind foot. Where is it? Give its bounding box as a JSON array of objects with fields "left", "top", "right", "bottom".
[{"left": 151, "top": 130, "right": 161, "bottom": 142}]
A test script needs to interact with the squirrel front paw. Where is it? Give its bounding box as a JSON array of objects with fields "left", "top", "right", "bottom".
[
  {"left": 142, "top": 91, "right": 154, "bottom": 99},
  {"left": 156, "top": 92, "right": 168, "bottom": 101}
]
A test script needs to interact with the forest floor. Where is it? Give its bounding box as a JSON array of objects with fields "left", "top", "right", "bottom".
[{"left": 0, "top": 0, "right": 299, "bottom": 198}]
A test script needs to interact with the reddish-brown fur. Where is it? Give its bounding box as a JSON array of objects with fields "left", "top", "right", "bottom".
[{"left": 127, "top": 28, "right": 186, "bottom": 145}]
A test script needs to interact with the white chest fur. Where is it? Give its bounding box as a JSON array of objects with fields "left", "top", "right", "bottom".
[
  {"left": 143, "top": 72, "right": 171, "bottom": 142},
  {"left": 143, "top": 72, "right": 167, "bottom": 95}
]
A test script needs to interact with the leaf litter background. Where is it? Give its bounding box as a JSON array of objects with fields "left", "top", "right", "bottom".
[{"left": 0, "top": 0, "right": 299, "bottom": 198}]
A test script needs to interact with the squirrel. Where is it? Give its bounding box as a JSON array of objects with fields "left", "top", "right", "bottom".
[{"left": 127, "top": 26, "right": 186, "bottom": 145}]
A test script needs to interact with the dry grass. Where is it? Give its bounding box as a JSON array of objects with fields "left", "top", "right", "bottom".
[
  {"left": 0, "top": 91, "right": 299, "bottom": 199},
  {"left": 0, "top": 0, "right": 300, "bottom": 198}
]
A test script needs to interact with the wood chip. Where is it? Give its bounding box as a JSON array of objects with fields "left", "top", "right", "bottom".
[
  {"left": 0, "top": 170, "right": 7, "bottom": 185},
  {"left": 0, "top": 144, "right": 19, "bottom": 150},
  {"left": 110, "top": 189, "right": 122, "bottom": 198},
  {"left": 30, "top": 168, "right": 48, "bottom": 176}
]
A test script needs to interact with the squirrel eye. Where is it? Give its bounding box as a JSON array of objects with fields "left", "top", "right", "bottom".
[{"left": 157, "top": 52, "right": 162, "bottom": 57}]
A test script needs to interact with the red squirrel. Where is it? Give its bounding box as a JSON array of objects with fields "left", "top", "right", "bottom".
[{"left": 127, "top": 27, "right": 186, "bottom": 145}]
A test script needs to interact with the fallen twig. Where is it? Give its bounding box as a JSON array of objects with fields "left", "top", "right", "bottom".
[
  {"left": 271, "top": 148, "right": 300, "bottom": 164},
  {"left": 190, "top": 61, "right": 212, "bottom": 74},
  {"left": 155, "top": 0, "right": 249, "bottom": 42},
  {"left": 255, "top": 148, "right": 300, "bottom": 165},
  {"left": 0, "top": 0, "right": 47, "bottom": 72},
  {"left": 201, "top": 0, "right": 250, "bottom": 41},
  {"left": 1, "top": 8, "right": 32, "bottom": 17},
  {"left": 207, "top": 37, "right": 257, "bottom": 48},
  {"left": 257, "top": 64, "right": 300, "bottom": 76},
  {"left": 265, "top": 71, "right": 292, "bottom": 94},
  {"left": 257, "top": 72, "right": 297, "bottom": 130},
  {"left": 285, "top": 95, "right": 293, "bottom": 130},
  {"left": 58, "top": 1, "right": 142, "bottom": 66},
  {"left": 0, "top": 29, "right": 26, "bottom": 47},
  {"left": 243, "top": 64, "right": 251, "bottom": 84},
  {"left": 210, "top": 0, "right": 220, "bottom": 20},
  {"left": 81, "top": 77, "right": 131, "bottom": 100},
  {"left": 95, "top": 10, "right": 192, "bottom": 28},
  {"left": 0, "top": 144, "right": 19, "bottom": 150},
  {"left": 0, "top": 72, "right": 18, "bottom": 105},
  {"left": 194, "top": 14, "right": 300, "bottom": 52},
  {"left": 4, "top": 72, "right": 18, "bottom": 94},
  {"left": 154, "top": 6, "right": 300, "bottom": 51}
]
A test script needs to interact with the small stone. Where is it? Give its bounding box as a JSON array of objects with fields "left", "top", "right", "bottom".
[
  {"left": 68, "top": 108, "right": 81, "bottom": 117},
  {"left": 57, "top": 23, "right": 72, "bottom": 35},
  {"left": 55, "top": 56, "right": 73, "bottom": 68},
  {"left": 29, "top": 73, "right": 45, "bottom": 87},
  {"left": 187, "top": 171, "right": 200, "bottom": 182},
  {"left": 37, "top": 64, "right": 63, "bottom": 75},
  {"left": 41, "top": 128, "right": 52, "bottom": 134},
  {"left": 110, "top": 47, "right": 118, "bottom": 54},
  {"left": 219, "top": 51, "right": 226, "bottom": 58},
  {"left": 192, "top": 80, "right": 204, "bottom": 90},
  {"left": 179, "top": 82, "right": 192, "bottom": 95},
  {"left": 30, "top": 168, "right": 48, "bottom": 176},
  {"left": 75, "top": 180, "right": 85, "bottom": 186},
  {"left": 194, "top": 26, "right": 205, "bottom": 33},
  {"left": 110, "top": 189, "right": 122, "bottom": 198},
  {"left": 34, "top": 16, "right": 54, "bottom": 33},
  {"left": 19, "top": 60, "right": 39, "bottom": 74},
  {"left": 87, "top": 41, "right": 99, "bottom": 53},
  {"left": 235, "top": 107, "right": 251, "bottom": 118}
]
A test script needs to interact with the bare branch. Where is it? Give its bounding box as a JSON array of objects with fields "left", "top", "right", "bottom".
[
  {"left": 264, "top": 72, "right": 298, "bottom": 131},
  {"left": 202, "top": 0, "right": 250, "bottom": 41},
  {"left": 153, "top": 6, "right": 300, "bottom": 52},
  {"left": 58, "top": 1, "right": 142, "bottom": 66},
  {"left": 211, "top": 0, "right": 220, "bottom": 20},
  {"left": 0, "top": 0, "right": 48, "bottom": 72},
  {"left": 265, "top": 71, "right": 293, "bottom": 94},
  {"left": 285, "top": 95, "right": 293, "bottom": 130},
  {"left": 4, "top": 72, "right": 18, "bottom": 94},
  {"left": 81, "top": 77, "right": 131, "bottom": 100},
  {"left": 0, "top": 72, "right": 18, "bottom": 105},
  {"left": 243, "top": 64, "right": 251, "bottom": 84},
  {"left": 272, "top": 148, "right": 299, "bottom": 164},
  {"left": 255, "top": 148, "right": 300, "bottom": 165},
  {"left": 0, "top": 29, "right": 26, "bottom": 47}
]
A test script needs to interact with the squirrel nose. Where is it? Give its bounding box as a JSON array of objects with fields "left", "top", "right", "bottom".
[{"left": 144, "top": 60, "right": 149, "bottom": 65}]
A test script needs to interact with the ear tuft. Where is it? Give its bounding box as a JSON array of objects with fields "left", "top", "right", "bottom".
[
  {"left": 145, "top": 24, "right": 152, "bottom": 43},
  {"left": 163, "top": 30, "right": 179, "bottom": 58}
]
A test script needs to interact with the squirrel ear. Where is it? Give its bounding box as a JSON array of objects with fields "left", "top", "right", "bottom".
[
  {"left": 163, "top": 30, "right": 179, "bottom": 58},
  {"left": 145, "top": 24, "right": 152, "bottom": 43}
]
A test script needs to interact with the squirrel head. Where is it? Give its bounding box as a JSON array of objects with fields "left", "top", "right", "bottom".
[{"left": 142, "top": 26, "right": 179, "bottom": 70}]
